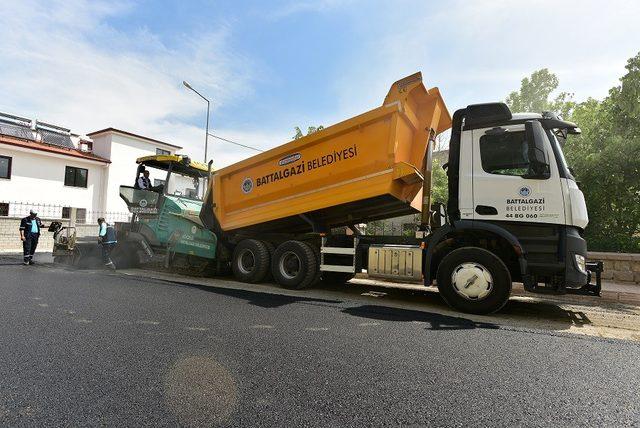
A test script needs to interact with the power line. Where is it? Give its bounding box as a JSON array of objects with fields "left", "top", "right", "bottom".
[{"left": 208, "top": 133, "right": 264, "bottom": 152}]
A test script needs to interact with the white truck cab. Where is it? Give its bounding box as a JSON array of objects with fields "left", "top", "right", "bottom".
[{"left": 423, "top": 102, "right": 601, "bottom": 313}]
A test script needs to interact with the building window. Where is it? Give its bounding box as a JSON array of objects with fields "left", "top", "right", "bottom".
[
  {"left": 76, "top": 208, "right": 87, "bottom": 224},
  {"left": 0, "top": 156, "right": 11, "bottom": 179},
  {"left": 64, "top": 166, "right": 88, "bottom": 187},
  {"left": 156, "top": 148, "right": 170, "bottom": 156},
  {"left": 185, "top": 188, "right": 197, "bottom": 198},
  {"left": 62, "top": 207, "right": 87, "bottom": 223},
  {"left": 0, "top": 203, "right": 8, "bottom": 216},
  {"left": 479, "top": 131, "right": 531, "bottom": 177}
]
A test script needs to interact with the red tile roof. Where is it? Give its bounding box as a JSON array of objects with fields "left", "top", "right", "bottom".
[{"left": 0, "top": 134, "right": 110, "bottom": 163}]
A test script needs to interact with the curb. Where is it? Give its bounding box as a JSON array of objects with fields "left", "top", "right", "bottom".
[{"left": 354, "top": 273, "right": 640, "bottom": 306}]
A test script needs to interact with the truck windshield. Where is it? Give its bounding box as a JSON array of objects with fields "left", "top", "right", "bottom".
[{"left": 546, "top": 130, "right": 575, "bottom": 181}]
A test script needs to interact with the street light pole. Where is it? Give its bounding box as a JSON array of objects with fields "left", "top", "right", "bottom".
[{"left": 183, "top": 80, "right": 210, "bottom": 163}]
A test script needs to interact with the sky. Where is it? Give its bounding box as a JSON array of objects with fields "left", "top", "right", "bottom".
[{"left": 1, "top": 0, "right": 639, "bottom": 167}]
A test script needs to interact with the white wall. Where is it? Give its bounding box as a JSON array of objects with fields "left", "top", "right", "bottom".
[
  {"left": 0, "top": 131, "right": 183, "bottom": 217},
  {"left": 0, "top": 145, "right": 108, "bottom": 216}
]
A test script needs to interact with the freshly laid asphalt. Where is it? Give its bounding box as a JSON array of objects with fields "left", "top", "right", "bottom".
[{"left": 1, "top": 259, "right": 639, "bottom": 427}]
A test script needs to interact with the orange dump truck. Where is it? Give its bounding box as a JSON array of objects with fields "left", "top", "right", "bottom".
[
  {"left": 200, "top": 72, "right": 451, "bottom": 286},
  {"left": 200, "top": 71, "right": 603, "bottom": 314}
]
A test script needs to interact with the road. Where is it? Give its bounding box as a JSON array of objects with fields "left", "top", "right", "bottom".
[{"left": 1, "top": 258, "right": 639, "bottom": 426}]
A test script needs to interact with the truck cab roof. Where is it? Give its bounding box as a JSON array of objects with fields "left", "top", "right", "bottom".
[{"left": 462, "top": 103, "right": 579, "bottom": 133}]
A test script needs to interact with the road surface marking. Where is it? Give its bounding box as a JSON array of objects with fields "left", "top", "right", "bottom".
[
  {"left": 305, "top": 327, "right": 329, "bottom": 331},
  {"left": 73, "top": 318, "right": 92, "bottom": 324},
  {"left": 37, "top": 303, "right": 48, "bottom": 307},
  {"left": 251, "top": 325, "right": 274, "bottom": 329},
  {"left": 61, "top": 309, "right": 76, "bottom": 315},
  {"left": 186, "top": 327, "right": 209, "bottom": 331},
  {"left": 361, "top": 291, "right": 387, "bottom": 298},
  {"left": 137, "top": 320, "right": 160, "bottom": 325}
]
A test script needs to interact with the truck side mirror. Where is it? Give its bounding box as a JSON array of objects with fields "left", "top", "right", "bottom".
[
  {"left": 430, "top": 202, "right": 447, "bottom": 229},
  {"left": 524, "top": 120, "right": 551, "bottom": 179}
]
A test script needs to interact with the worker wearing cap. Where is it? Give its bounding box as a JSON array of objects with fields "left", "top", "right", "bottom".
[
  {"left": 97, "top": 217, "right": 117, "bottom": 269},
  {"left": 19, "top": 209, "right": 45, "bottom": 265}
]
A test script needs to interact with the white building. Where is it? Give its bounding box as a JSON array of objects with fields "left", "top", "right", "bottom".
[
  {"left": 87, "top": 128, "right": 181, "bottom": 213},
  {"left": 0, "top": 112, "right": 183, "bottom": 221}
]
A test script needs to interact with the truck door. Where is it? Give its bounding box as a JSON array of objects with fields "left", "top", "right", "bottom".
[{"left": 471, "top": 124, "right": 565, "bottom": 225}]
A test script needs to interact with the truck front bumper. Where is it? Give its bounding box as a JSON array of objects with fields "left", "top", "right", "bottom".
[
  {"left": 565, "top": 261, "right": 603, "bottom": 296},
  {"left": 524, "top": 227, "right": 603, "bottom": 297},
  {"left": 564, "top": 227, "right": 602, "bottom": 296}
]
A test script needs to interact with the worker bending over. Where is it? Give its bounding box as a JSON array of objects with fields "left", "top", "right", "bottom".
[{"left": 97, "top": 218, "right": 117, "bottom": 269}]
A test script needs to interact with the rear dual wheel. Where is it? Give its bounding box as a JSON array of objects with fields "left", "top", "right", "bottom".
[
  {"left": 232, "top": 239, "right": 270, "bottom": 283},
  {"left": 271, "top": 240, "right": 318, "bottom": 290},
  {"left": 232, "top": 239, "right": 319, "bottom": 290}
]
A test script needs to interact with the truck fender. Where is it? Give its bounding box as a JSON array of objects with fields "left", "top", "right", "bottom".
[{"left": 423, "top": 220, "right": 528, "bottom": 286}]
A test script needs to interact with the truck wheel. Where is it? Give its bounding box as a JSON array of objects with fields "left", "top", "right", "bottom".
[
  {"left": 321, "top": 272, "right": 354, "bottom": 285},
  {"left": 436, "top": 247, "right": 512, "bottom": 314},
  {"left": 232, "top": 239, "right": 270, "bottom": 283},
  {"left": 272, "top": 240, "right": 317, "bottom": 289}
]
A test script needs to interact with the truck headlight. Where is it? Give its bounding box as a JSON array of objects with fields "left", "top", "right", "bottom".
[{"left": 574, "top": 254, "right": 587, "bottom": 274}]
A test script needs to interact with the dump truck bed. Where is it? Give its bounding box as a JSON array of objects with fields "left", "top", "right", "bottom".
[{"left": 207, "top": 72, "right": 451, "bottom": 234}]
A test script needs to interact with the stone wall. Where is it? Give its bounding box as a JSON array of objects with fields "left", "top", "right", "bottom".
[
  {"left": 0, "top": 217, "right": 97, "bottom": 253},
  {"left": 589, "top": 252, "right": 640, "bottom": 284}
]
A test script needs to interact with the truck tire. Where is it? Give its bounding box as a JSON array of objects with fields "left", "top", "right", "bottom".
[
  {"left": 272, "top": 240, "right": 318, "bottom": 289},
  {"left": 436, "top": 247, "right": 512, "bottom": 315},
  {"left": 321, "top": 272, "right": 354, "bottom": 285},
  {"left": 232, "top": 239, "right": 270, "bottom": 283}
]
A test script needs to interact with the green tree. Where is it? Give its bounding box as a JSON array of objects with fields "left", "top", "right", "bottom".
[
  {"left": 608, "top": 52, "right": 640, "bottom": 139},
  {"left": 293, "top": 125, "right": 324, "bottom": 140},
  {"left": 506, "top": 68, "right": 575, "bottom": 118},
  {"left": 509, "top": 55, "right": 640, "bottom": 252},
  {"left": 431, "top": 159, "right": 448, "bottom": 205},
  {"left": 562, "top": 53, "right": 640, "bottom": 252}
]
